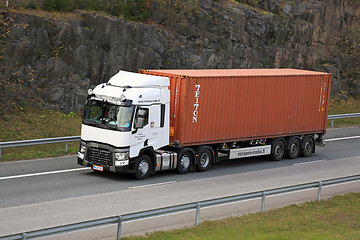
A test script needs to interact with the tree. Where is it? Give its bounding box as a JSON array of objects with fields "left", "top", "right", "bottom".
[
  {"left": 340, "top": 17, "right": 360, "bottom": 97},
  {"left": 153, "top": 0, "right": 199, "bottom": 29},
  {"left": 0, "top": 12, "right": 34, "bottom": 118}
]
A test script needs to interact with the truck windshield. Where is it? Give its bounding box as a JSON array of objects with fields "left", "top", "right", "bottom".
[{"left": 83, "top": 100, "right": 135, "bottom": 131}]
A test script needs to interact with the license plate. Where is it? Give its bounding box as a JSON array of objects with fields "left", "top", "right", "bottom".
[{"left": 92, "top": 165, "right": 104, "bottom": 171}]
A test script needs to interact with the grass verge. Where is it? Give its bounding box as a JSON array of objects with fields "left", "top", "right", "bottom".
[
  {"left": 0, "top": 105, "right": 81, "bottom": 161},
  {"left": 328, "top": 98, "right": 360, "bottom": 128},
  {"left": 121, "top": 192, "right": 360, "bottom": 240}
]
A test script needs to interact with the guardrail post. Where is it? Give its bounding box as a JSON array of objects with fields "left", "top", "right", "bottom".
[
  {"left": 116, "top": 216, "right": 123, "bottom": 239},
  {"left": 317, "top": 181, "right": 323, "bottom": 201},
  {"left": 195, "top": 203, "right": 201, "bottom": 226},
  {"left": 261, "top": 192, "right": 266, "bottom": 212},
  {"left": 331, "top": 120, "right": 334, "bottom": 127},
  {"left": 65, "top": 142, "right": 69, "bottom": 153},
  {"left": 21, "top": 232, "right": 27, "bottom": 240},
  {"left": 0, "top": 148, "right": 2, "bottom": 161}
]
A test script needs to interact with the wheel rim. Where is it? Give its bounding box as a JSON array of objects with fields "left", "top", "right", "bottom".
[
  {"left": 138, "top": 160, "right": 149, "bottom": 175},
  {"left": 199, "top": 152, "right": 210, "bottom": 168},
  {"left": 304, "top": 141, "right": 312, "bottom": 153},
  {"left": 290, "top": 141, "right": 299, "bottom": 155},
  {"left": 275, "top": 145, "right": 282, "bottom": 157},
  {"left": 180, "top": 155, "right": 190, "bottom": 170}
]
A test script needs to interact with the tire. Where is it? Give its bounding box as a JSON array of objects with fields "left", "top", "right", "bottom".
[
  {"left": 270, "top": 138, "right": 285, "bottom": 161},
  {"left": 134, "top": 155, "right": 151, "bottom": 180},
  {"left": 177, "top": 148, "right": 193, "bottom": 174},
  {"left": 196, "top": 147, "right": 212, "bottom": 172},
  {"left": 287, "top": 137, "right": 301, "bottom": 159},
  {"left": 301, "top": 136, "right": 315, "bottom": 157}
]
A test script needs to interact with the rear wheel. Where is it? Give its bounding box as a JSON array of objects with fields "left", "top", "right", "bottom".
[
  {"left": 134, "top": 155, "right": 151, "bottom": 180},
  {"left": 177, "top": 149, "right": 193, "bottom": 174},
  {"left": 196, "top": 147, "right": 212, "bottom": 172},
  {"left": 287, "top": 137, "right": 301, "bottom": 159},
  {"left": 301, "top": 136, "right": 315, "bottom": 157},
  {"left": 270, "top": 138, "right": 285, "bottom": 161}
]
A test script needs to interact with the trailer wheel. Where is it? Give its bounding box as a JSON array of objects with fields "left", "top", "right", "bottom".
[
  {"left": 301, "top": 136, "right": 314, "bottom": 157},
  {"left": 287, "top": 137, "right": 301, "bottom": 159},
  {"left": 177, "top": 149, "right": 193, "bottom": 174},
  {"left": 134, "top": 155, "right": 151, "bottom": 180},
  {"left": 270, "top": 138, "right": 285, "bottom": 161},
  {"left": 196, "top": 147, "right": 212, "bottom": 172}
]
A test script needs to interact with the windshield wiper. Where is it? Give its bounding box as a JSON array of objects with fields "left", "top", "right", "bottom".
[
  {"left": 84, "top": 119, "right": 128, "bottom": 131},
  {"left": 105, "top": 125, "right": 118, "bottom": 130},
  {"left": 83, "top": 119, "right": 97, "bottom": 126}
]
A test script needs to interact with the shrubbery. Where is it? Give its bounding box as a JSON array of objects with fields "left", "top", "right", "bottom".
[
  {"left": 26, "top": 1, "right": 38, "bottom": 10},
  {"left": 339, "top": 17, "right": 360, "bottom": 97},
  {"left": 43, "top": 0, "right": 73, "bottom": 12},
  {"left": 42, "top": 0, "right": 149, "bottom": 22}
]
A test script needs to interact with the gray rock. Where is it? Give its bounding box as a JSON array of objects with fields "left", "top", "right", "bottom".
[{"left": 2, "top": 0, "right": 360, "bottom": 113}]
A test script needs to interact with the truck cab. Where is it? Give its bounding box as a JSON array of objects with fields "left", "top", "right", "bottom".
[{"left": 78, "top": 71, "right": 170, "bottom": 178}]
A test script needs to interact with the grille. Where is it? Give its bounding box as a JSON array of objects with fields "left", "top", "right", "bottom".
[{"left": 87, "top": 148, "right": 112, "bottom": 167}]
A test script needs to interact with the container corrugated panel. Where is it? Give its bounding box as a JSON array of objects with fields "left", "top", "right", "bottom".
[{"left": 140, "top": 69, "right": 332, "bottom": 147}]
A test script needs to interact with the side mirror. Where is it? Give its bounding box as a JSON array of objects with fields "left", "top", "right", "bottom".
[
  {"left": 137, "top": 109, "right": 147, "bottom": 117},
  {"left": 133, "top": 108, "right": 148, "bottom": 131},
  {"left": 135, "top": 117, "right": 145, "bottom": 129}
]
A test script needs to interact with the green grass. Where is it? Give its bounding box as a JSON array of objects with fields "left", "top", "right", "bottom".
[
  {"left": 121, "top": 192, "right": 360, "bottom": 240},
  {"left": 0, "top": 105, "right": 82, "bottom": 161},
  {"left": 328, "top": 98, "right": 360, "bottom": 128}
]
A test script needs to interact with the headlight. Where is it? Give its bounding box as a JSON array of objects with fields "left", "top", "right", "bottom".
[
  {"left": 78, "top": 144, "right": 86, "bottom": 160},
  {"left": 79, "top": 145, "right": 86, "bottom": 153},
  {"left": 114, "top": 152, "right": 130, "bottom": 167},
  {"left": 115, "top": 152, "right": 129, "bottom": 161}
]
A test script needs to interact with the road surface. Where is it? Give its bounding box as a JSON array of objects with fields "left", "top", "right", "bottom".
[{"left": 0, "top": 126, "right": 359, "bottom": 239}]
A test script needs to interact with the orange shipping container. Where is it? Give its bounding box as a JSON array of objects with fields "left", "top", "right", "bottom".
[{"left": 140, "top": 69, "right": 332, "bottom": 147}]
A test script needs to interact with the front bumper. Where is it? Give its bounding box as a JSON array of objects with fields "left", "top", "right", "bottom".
[
  {"left": 77, "top": 141, "right": 133, "bottom": 174},
  {"left": 77, "top": 156, "right": 130, "bottom": 173}
]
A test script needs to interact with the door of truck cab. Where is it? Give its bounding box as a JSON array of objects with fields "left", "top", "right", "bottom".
[{"left": 130, "top": 105, "right": 163, "bottom": 158}]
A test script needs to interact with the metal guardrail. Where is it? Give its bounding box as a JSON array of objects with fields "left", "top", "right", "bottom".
[
  {"left": 328, "top": 113, "right": 360, "bottom": 127},
  {"left": 0, "top": 113, "right": 359, "bottom": 160},
  {"left": 0, "top": 174, "right": 359, "bottom": 240},
  {"left": 0, "top": 136, "right": 80, "bottom": 160}
]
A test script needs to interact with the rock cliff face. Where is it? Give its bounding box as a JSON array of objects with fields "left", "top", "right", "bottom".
[{"left": 2, "top": 0, "right": 360, "bottom": 112}]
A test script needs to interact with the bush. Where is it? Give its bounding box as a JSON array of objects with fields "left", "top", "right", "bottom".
[
  {"left": 123, "top": 0, "right": 150, "bottom": 22},
  {"left": 86, "top": 0, "right": 107, "bottom": 11},
  {"left": 154, "top": 0, "right": 199, "bottom": 28},
  {"left": 41, "top": 0, "right": 149, "bottom": 22},
  {"left": 26, "top": 1, "right": 38, "bottom": 10},
  {"left": 105, "top": 0, "right": 149, "bottom": 21},
  {"left": 43, "top": 0, "right": 73, "bottom": 12},
  {"left": 340, "top": 17, "right": 360, "bottom": 97}
]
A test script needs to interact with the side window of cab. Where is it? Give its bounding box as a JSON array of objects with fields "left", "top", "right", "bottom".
[{"left": 134, "top": 108, "right": 149, "bottom": 129}]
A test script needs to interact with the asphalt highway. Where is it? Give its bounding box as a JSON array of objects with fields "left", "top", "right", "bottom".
[{"left": 0, "top": 126, "right": 359, "bottom": 238}]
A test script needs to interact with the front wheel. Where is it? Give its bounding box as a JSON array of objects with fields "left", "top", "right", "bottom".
[{"left": 134, "top": 155, "right": 151, "bottom": 180}]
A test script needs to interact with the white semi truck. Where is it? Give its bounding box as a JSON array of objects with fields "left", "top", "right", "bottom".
[{"left": 78, "top": 69, "right": 331, "bottom": 179}]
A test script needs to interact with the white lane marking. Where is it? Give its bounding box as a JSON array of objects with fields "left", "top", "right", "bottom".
[
  {"left": 0, "top": 168, "right": 89, "bottom": 181},
  {"left": 293, "top": 159, "right": 327, "bottom": 166},
  {"left": 325, "top": 136, "right": 360, "bottom": 142},
  {"left": 1, "top": 136, "right": 359, "bottom": 181},
  {"left": 129, "top": 181, "right": 176, "bottom": 189}
]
